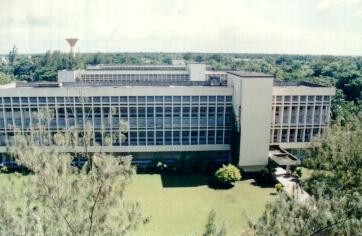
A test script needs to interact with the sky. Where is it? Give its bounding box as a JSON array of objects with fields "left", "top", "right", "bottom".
[{"left": 0, "top": 0, "right": 361, "bottom": 55}]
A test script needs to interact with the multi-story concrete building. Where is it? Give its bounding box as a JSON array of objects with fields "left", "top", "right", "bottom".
[{"left": 0, "top": 62, "right": 335, "bottom": 170}]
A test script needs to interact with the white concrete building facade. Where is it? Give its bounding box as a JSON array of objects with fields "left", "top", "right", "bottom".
[{"left": 0, "top": 63, "right": 335, "bottom": 170}]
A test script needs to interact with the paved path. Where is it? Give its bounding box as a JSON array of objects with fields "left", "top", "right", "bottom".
[{"left": 274, "top": 167, "right": 312, "bottom": 205}]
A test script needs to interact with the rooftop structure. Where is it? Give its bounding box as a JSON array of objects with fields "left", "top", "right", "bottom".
[{"left": 0, "top": 62, "right": 335, "bottom": 170}]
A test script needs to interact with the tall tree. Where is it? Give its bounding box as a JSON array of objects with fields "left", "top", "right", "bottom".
[
  {"left": 0, "top": 110, "right": 145, "bottom": 235},
  {"left": 248, "top": 114, "right": 362, "bottom": 235},
  {"left": 8, "top": 45, "right": 18, "bottom": 64}
]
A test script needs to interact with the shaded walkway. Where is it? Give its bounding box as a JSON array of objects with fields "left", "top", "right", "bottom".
[{"left": 274, "top": 167, "right": 311, "bottom": 204}]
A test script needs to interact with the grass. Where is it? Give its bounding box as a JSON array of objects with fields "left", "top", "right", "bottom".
[
  {"left": 0, "top": 172, "right": 275, "bottom": 236},
  {"left": 127, "top": 173, "right": 275, "bottom": 236}
]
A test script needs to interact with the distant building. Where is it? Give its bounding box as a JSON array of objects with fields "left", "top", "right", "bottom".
[
  {"left": 0, "top": 63, "right": 335, "bottom": 170},
  {"left": 1, "top": 56, "right": 8, "bottom": 65}
]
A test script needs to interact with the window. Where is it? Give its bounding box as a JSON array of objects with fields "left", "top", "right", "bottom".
[
  {"left": 48, "top": 97, "right": 55, "bottom": 104},
  {"left": 156, "top": 131, "right": 163, "bottom": 145},
  {"left": 138, "top": 96, "right": 146, "bottom": 104},
  {"left": 165, "top": 131, "right": 172, "bottom": 145},
  {"left": 192, "top": 96, "right": 199, "bottom": 103},
  {"left": 138, "top": 107, "right": 145, "bottom": 117},
  {"left": 21, "top": 97, "right": 28, "bottom": 103},
  {"left": 216, "top": 130, "right": 223, "bottom": 144},
  {"left": 182, "top": 96, "right": 190, "bottom": 103},
  {"left": 191, "top": 131, "right": 198, "bottom": 145},
  {"left": 155, "top": 96, "right": 163, "bottom": 103},
  {"left": 289, "top": 129, "right": 296, "bottom": 142},
  {"left": 173, "top": 96, "right": 181, "bottom": 103},
  {"left": 120, "top": 96, "right": 127, "bottom": 103},
  {"left": 139, "top": 131, "right": 146, "bottom": 145},
  {"left": 182, "top": 131, "right": 190, "bottom": 145},
  {"left": 129, "top": 96, "right": 136, "bottom": 103},
  {"left": 147, "top": 131, "right": 154, "bottom": 145},
  {"left": 12, "top": 97, "right": 20, "bottom": 104},
  {"left": 165, "top": 96, "right": 172, "bottom": 103},
  {"left": 173, "top": 131, "right": 180, "bottom": 145},
  {"left": 199, "top": 130, "right": 206, "bottom": 144},
  {"left": 207, "top": 130, "right": 215, "bottom": 144},
  {"left": 209, "top": 96, "right": 216, "bottom": 102},
  {"left": 130, "top": 132, "right": 137, "bottom": 145},
  {"left": 224, "top": 130, "right": 232, "bottom": 144}
]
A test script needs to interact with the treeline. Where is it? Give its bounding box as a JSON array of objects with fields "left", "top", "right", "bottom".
[{"left": 1, "top": 47, "right": 362, "bottom": 120}]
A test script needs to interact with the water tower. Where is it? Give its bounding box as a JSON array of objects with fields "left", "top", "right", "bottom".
[{"left": 66, "top": 38, "right": 79, "bottom": 57}]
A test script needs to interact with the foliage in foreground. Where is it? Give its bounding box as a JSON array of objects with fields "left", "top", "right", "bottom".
[
  {"left": 248, "top": 114, "right": 362, "bottom": 235},
  {"left": 215, "top": 164, "right": 241, "bottom": 185},
  {"left": 0, "top": 117, "right": 144, "bottom": 235},
  {"left": 248, "top": 193, "right": 362, "bottom": 236},
  {"left": 0, "top": 72, "right": 13, "bottom": 85}
]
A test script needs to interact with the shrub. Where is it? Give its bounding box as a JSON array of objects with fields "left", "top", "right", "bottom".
[
  {"left": 156, "top": 161, "right": 168, "bottom": 171},
  {"left": 0, "top": 166, "right": 9, "bottom": 173},
  {"left": 294, "top": 167, "right": 302, "bottom": 178},
  {"left": 0, "top": 73, "right": 13, "bottom": 85},
  {"left": 275, "top": 183, "right": 284, "bottom": 192},
  {"left": 215, "top": 164, "right": 241, "bottom": 184}
]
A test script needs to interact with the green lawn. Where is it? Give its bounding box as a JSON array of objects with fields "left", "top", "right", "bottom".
[
  {"left": 0, "top": 173, "right": 275, "bottom": 236},
  {"left": 127, "top": 173, "right": 275, "bottom": 236}
]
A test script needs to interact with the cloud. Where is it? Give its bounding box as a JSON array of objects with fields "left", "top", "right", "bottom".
[
  {"left": 314, "top": 0, "right": 362, "bottom": 14},
  {"left": 0, "top": 0, "right": 361, "bottom": 55}
]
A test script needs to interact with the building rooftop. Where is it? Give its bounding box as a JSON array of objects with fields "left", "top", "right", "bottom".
[
  {"left": 227, "top": 71, "right": 274, "bottom": 78},
  {"left": 273, "top": 80, "right": 328, "bottom": 88},
  {"left": 14, "top": 80, "right": 227, "bottom": 88},
  {"left": 86, "top": 64, "right": 187, "bottom": 71}
]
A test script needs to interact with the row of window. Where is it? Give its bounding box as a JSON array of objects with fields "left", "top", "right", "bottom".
[
  {"left": 79, "top": 73, "right": 190, "bottom": 82},
  {"left": 0, "top": 129, "right": 232, "bottom": 146},
  {"left": 0, "top": 118, "right": 231, "bottom": 130},
  {"left": 274, "top": 95, "right": 331, "bottom": 103},
  {"left": 273, "top": 105, "right": 329, "bottom": 126},
  {"left": 0, "top": 104, "right": 232, "bottom": 129},
  {"left": 0, "top": 96, "right": 233, "bottom": 105},
  {"left": 271, "top": 128, "right": 324, "bottom": 143}
]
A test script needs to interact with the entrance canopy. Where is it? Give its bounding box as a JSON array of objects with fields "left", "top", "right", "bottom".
[{"left": 269, "top": 145, "right": 301, "bottom": 166}]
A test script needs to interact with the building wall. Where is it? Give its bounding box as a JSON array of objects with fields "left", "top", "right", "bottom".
[
  {"left": 0, "top": 86, "right": 233, "bottom": 155},
  {"left": 228, "top": 74, "right": 273, "bottom": 168},
  {"left": 0, "top": 67, "right": 337, "bottom": 168},
  {"left": 187, "top": 64, "right": 206, "bottom": 81},
  {"left": 271, "top": 86, "right": 335, "bottom": 149}
]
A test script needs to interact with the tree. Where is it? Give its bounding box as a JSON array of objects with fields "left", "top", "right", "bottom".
[
  {"left": 248, "top": 192, "right": 362, "bottom": 236},
  {"left": 0, "top": 72, "right": 13, "bottom": 85},
  {"left": 13, "top": 57, "right": 36, "bottom": 81},
  {"left": 0, "top": 110, "right": 145, "bottom": 235},
  {"left": 249, "top": 114, "right": 362, "bottom": 235},
  {"left": 215, "top": 164, "right": 241, "bottom": 185},
  {"left": 8, "top": 45, "right": 18, "bottom": 64}
]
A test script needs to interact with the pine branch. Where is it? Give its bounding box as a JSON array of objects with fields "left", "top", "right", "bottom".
[
  {"left": 88, "top": 184, "right": 103, "bottom": 236},
  {"left": 309, "top": 217, "right": 351, "bottom": 236}
]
